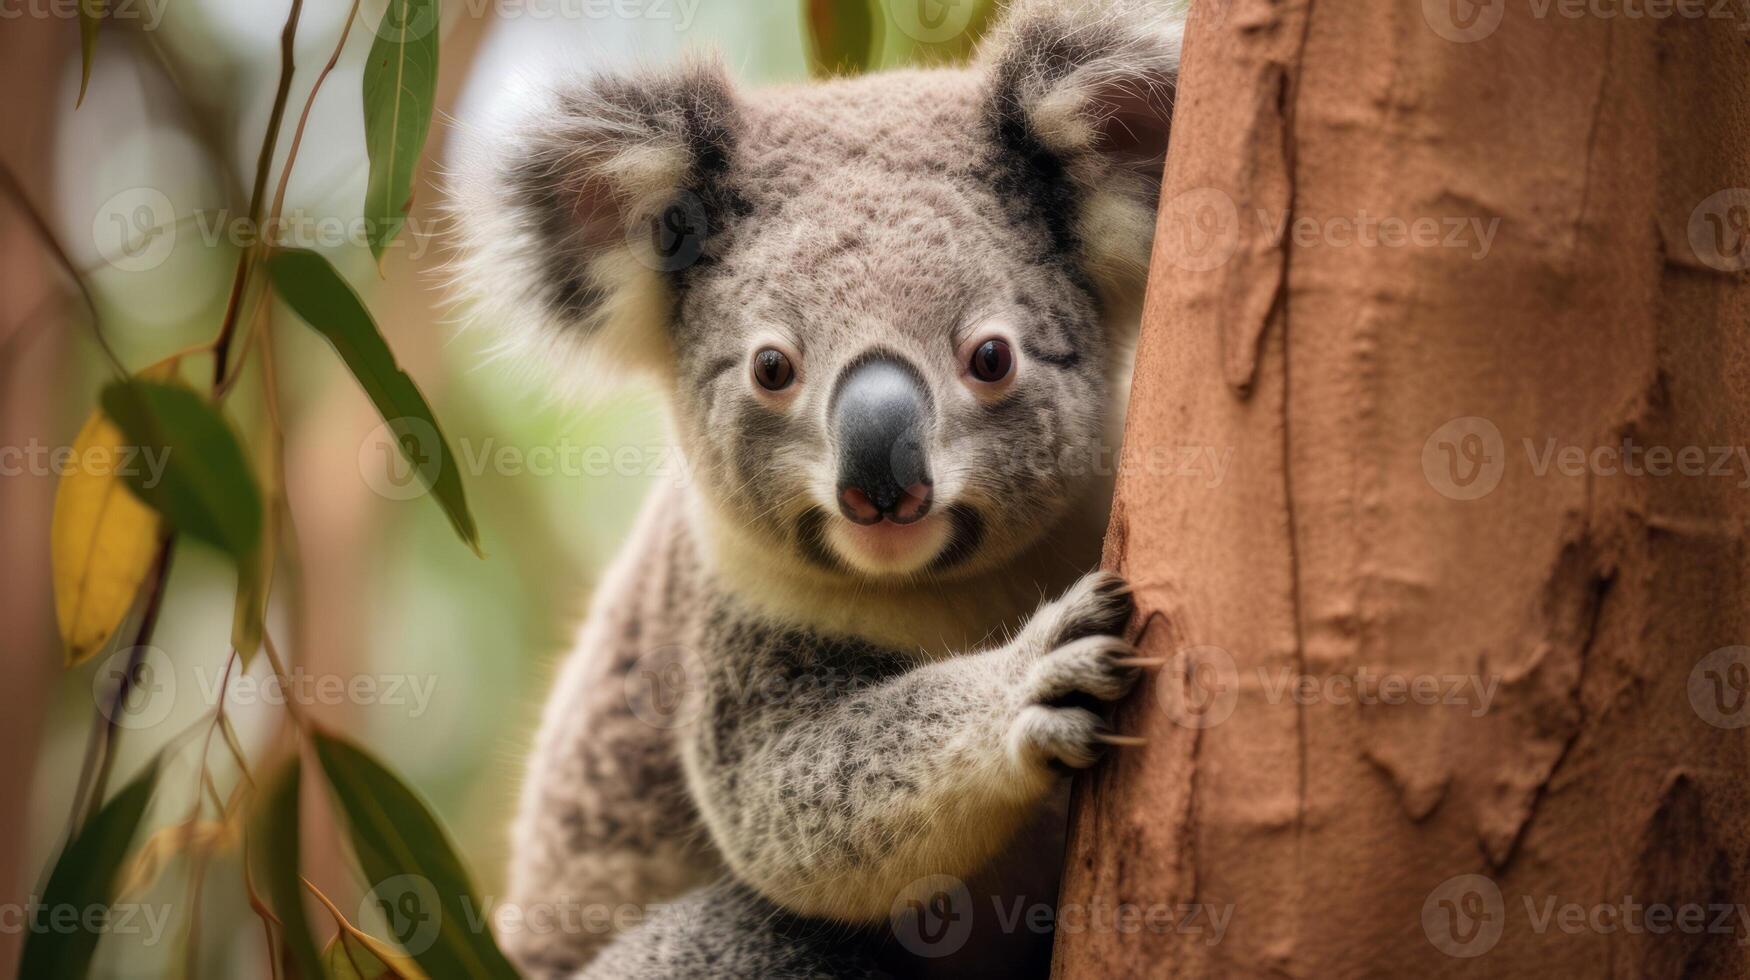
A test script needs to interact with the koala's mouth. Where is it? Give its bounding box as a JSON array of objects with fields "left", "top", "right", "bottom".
[{"left": 797, "top": 504, "right": 984, "bottom": 579}]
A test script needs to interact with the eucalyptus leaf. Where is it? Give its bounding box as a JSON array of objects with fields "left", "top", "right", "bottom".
[
  {"left": 312, "top": 731, "right": 518, "bottom": 980},
  {"left": 254, "top": 758, "right": 324, "bottom": 980},
  {"left": 362, "top": 0, "right": 440, "bottom": 260},
  {"left": 266, "top": 248, "right": 481, "bottom": 555},
  {"left": 100, "top": 379, "right": 262, "bottom": 562},
  {"left": 76, "top": 0, "right": 103, "bottom": 107},
  {"left": 19, "top": 758, "right": 159, "bottom": 977}
]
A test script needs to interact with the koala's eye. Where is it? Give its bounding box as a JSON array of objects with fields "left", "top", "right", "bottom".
[
  {"left": 969, "top": 339, "right": 1014, "bottom": 384},
  {"left": 752, "top": 348, "right": 795, "bottom": 391}
]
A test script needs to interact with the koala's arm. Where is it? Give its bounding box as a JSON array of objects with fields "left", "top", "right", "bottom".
[{"left": 682, "top": 571, "right": 1139, "bottom": 923}]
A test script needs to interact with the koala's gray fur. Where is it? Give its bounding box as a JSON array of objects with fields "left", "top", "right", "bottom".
[{"left": 449, "top": 1, "right": 1183, "bottom": 976}]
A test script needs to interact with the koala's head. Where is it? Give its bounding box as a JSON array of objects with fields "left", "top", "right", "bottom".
[{"left": 451, "top": 3, "right": 1180, "bottom": 582}]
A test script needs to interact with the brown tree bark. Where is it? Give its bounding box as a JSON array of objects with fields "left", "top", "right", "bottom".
[
  {"left": 0, "top": 15, "right": 75, "bottom": 980},
  {"left": 1057, "top": 1, "right": 1750, "bottom": 976}
]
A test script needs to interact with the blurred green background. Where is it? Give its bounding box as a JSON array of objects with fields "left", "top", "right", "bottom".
[{"left": 1, "top": 0, "right": 992, "bottom": 976}]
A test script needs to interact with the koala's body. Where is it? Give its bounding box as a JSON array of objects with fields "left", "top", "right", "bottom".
[{"left": 450, "top": 3, "right": 1182, "bottom": 976}]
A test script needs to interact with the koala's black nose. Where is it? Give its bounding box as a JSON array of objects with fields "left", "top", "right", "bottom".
[{"left": 831, "top": 355, "right": 934, "bottom": 525}]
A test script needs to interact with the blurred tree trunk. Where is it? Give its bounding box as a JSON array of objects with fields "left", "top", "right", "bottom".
[
  {"left": 0, "top": 14, "right": 74, "bottom": 980},
  {"left": 1057, "top": 1, "right": 1750, "bottom": 976}
]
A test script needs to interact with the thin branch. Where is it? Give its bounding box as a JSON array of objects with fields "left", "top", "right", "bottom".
[
  {"left": 0, "top": 163, "right": 125, "bottom": 376},
  {"left": 69, "top": 534, "right": 176, "bottom": 831},
  {"left": 240, "top": 824, "right": 286, "bottom": 980},
  {"left": 211, "top": 0, "right": 306, "bottom": 390},
  {"left": 270, "top": 0, "right": 363, "bottom": 227}
]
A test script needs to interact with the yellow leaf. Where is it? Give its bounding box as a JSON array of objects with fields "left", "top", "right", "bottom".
[
  {"left": 116, "top": 819, "right": 234, "bottom": 899},
  {"left": 321, "top": 931, "right": 428, "bottom": 980},
  {"left": 52, "top": 409, "right": 164, "bottom": 666}
]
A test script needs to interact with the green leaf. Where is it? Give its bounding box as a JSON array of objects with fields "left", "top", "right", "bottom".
[
  {"left": 362, "top": 0, "right": 440, "bottom": 261},
  {"left": 312, "top": 731, "right": 517, "bottom": 980},
  {"left": 803, "top": 0, "right": 882, "bottom": 77},
  {"left": 19, "top": 758, "right": 159, "bottom": 977},
  {"left": 76, "top": 0, "right": 104, "bottom": 107},
  {"left": 100, "top": 379, "right": 262, "bottom": 561},
  {"left": 265, "top": 249, "right": 481, "bottom": 555},
  {"left": 254, "top": 758, "right": 325, "bottom": 980}
]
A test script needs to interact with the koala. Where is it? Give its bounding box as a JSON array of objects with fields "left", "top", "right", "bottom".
[{"left": 449, "top": 1, "right": 1182, "bottom": 976}]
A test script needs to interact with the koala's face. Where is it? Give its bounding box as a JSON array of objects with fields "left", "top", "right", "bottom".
[{"left": 452, "top": 7, "right": 1178, "bottom": 581}]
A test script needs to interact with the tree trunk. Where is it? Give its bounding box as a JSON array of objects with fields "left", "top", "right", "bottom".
[
  {"left": 1056, "top": 1, "right": 1750, "bottom": 976},
  {"left": 0, "top": 15, "right": 74, "bottom": 980}
]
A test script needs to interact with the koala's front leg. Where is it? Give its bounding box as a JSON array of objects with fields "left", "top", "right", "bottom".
[{"left": 682, "top": 571, "right": 1141, "bottom": 923}]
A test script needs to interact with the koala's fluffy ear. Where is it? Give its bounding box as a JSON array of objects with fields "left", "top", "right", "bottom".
[
  {"left": 980, "top": 0, "right": 1184, "bottom": 301},
  {"left": 448, "top": 57, "right": 738, "bottom": 385}
]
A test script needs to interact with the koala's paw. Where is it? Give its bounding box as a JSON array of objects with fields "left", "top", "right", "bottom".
[
  {"left": 1005, "top": 572, "right": 1146, "bottom": 772},
  {"left": 1029, "top": 570, "right": 1137, "bottom": 650}
]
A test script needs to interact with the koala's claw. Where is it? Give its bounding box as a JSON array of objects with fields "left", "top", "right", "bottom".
[
  {"left": 1010, "top": 705, "right": 1107, "bottom": 770},
  {"left": 1025, "top": 635, "right": 1144, "bottom": 704},
  {"left": 1034, "top": 570, "right": 1137, "bottom": 649},
  {"left": 1005, "top": 573, "right": 1145, "bottom": 772}
]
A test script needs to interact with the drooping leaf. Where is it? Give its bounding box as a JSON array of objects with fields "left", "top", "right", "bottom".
[
  {"left": 76, "top": 0, "right": 104, "bottom": 107},
  {"left": 116, "top": 819, "right": 232, "bottom": 899},
  {"left": 51, "top": 409, "right": 164, "bottom": 667},
  {"left": 253, "top": 758, "right": 325, "bottom": 980},
  {"left": 232, "top": 420, "right": 280, "bottom": 663},
  {"left": 804, "top": 0, "right": 882, "bottom": 77},
  {"left": 322, "top": 930, "right": 427, "bottom": 980},
  {"left": 231, "top": 513, "right": 271, "bottom": 662},
  {"left": 266, "top": 248, "right": 481, "bottom": 555},
  {"left": 362, "top": 0, "right": 440, "bottom": 261},
  {"left": 99, "top": 380, "right": 262, "bottom": 561},
  {"left": 19, "top": 758, "right": 159, "bottom": 977},
  {"left": 312, "top": 731, "right": 517, "bottom": 980}
]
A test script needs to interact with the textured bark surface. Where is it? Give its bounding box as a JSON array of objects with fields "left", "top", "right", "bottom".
[{"left": 1056, "top": 0, "right": 1750, "bottom": 975}]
